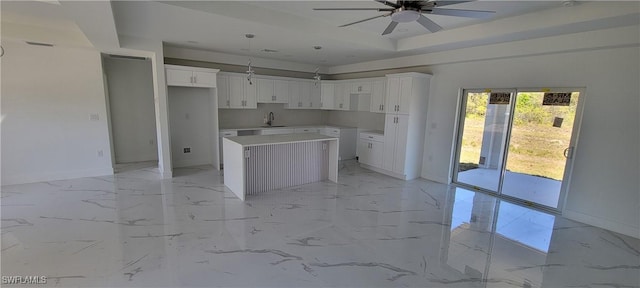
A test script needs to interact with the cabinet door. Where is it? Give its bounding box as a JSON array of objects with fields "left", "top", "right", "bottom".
[
  {"left": 217, "top": 74, "right": 230, "bottom": 109},
  {"left": 335, "top": 83, "right": 347, "bottom": 110},
  {"left": 320, "top": 83, "right": 335, "bottom": 110},
  {"left": 287, "top": 81, "right": 300, "bottom": 109},
  {"left": 393, "top": 114, "right": 409, "bottom": 174},
  {"left": 193, "top": 71, "right": 216, "bottom": 88},
  {"left": 397, "top": 77, "right": 413, "bottom": 115},
  {"left": 228, "top": 74, "right": 245, "bottom": 109},
  {"left": 299, "top": 82, "right": 312, "bottom": 108},
  {"left": 166, "top": 69, "right": 193, "bottom": 87},
  {"left": 351, "top": 81, "right": 371, "bottom": 94},
  {"left": 358, "top": 139, "right": 371, "bottom": 166},
  {"left": 244, "top": 81, "right": 258, "bottom": 109},
  {"left": 370, "top": 141, "right": 383, "bottom": 168},
  {"left": 385, "top": 77, "right": 399, "bottom": 114},
  {"left": 370, "top": 79, "right": 386, "bottom": 113},
  {"left": 257, "top": 78, "right": 275, "bottom": 103},
  {"left": 309, "top": 82, "right": 321, "bottom": 109},
  {"left": 273, "top": 80, "right": 289, "bottom": 103},
  {"left": 382, "top": 114, "right": 397, "bottom": 171}
]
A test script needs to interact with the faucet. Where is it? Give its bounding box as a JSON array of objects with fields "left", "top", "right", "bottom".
[{"left": 267, "top": 112, "right": 274, "bottom": 126}]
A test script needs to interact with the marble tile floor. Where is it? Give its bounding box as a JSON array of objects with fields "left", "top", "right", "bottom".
[{"left": 1, "top": 161, "right": 639, "bottom": 287}]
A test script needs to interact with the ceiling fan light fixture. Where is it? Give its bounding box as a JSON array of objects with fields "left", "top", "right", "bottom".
[{"left": 391, "top": 9, "right": 420, "bottom": 23}]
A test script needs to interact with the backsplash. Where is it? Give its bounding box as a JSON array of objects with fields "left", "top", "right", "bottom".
[
  {"left": 218, "top": 103, "right": 328, "bottom": 128},
  {"left": 327, "top": 110, "right": 385, "bottom": 131}
]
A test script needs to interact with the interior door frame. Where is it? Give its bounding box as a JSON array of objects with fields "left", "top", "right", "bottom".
[{"left": 451, "top": 87, "right": 587, "bottom": 213}]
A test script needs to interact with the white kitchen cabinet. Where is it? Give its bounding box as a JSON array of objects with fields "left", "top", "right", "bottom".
[
  {"left": 320, "top": 82, "right": 335, "bottom": 110},
  {"left": 166, "top": 65, "right": 217, "bottom": 88},
  {"left": 378, "top": 73, "right": 431, "bottom": 180},
  {"left": 225, "top": 73, "right": 257, "bottom": 109},
  {"left": 309, "top": 82, "right": 322, "bottom": 109},
  {"left": 287, "top": 80, "right": 317, "bottom": 109},
  {"left": 350, "top": 81, "right": 371, "bottom": 94},
  {"left": 334, "top": 82, "right": 349, "bottom": 110},
  {"left": 369, "top": 78, "right": 386, "bottom": 113},
  {"left": 358, "top": 132, "right": 383, "bottom": 168},
  {"left": 257, "top": 78, "right": 289, "bottom": 103},
  {"left": 217, "top": 74, "right": 230, "bottom": 108},
  {"left": 385, "top": 76, "right": 412, "bottom": 115},
  {"left": 383, "top": 114, "right": 409, "bottom": 174}
]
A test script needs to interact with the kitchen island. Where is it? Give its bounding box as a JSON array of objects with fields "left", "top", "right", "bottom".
[{"left": 223, "top": 133, "right": 339, "bottom": 200}]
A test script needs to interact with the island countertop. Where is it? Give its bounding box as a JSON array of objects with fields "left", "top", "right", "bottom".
[{"left": 225, "top": 133, "right": 338, "bottom": 147}]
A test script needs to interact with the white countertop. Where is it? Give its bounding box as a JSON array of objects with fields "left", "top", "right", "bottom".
[{"left": 225, "top": 133, "right": 338, "bottom": 147}]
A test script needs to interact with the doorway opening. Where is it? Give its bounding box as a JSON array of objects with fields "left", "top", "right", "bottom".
[
  {"left": 102, "top": 55, "right": 158, "bottom": 173},
  {"left": 453, "top": 88, "right": 584, "bottom": 211}
]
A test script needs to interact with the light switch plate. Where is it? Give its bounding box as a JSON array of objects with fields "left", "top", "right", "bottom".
[{"left": 89, "top": 114, "right": 100, "bottom": 121}]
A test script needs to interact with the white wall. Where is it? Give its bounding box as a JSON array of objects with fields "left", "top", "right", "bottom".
[
  {"left": 420, "top": 43, "right": 639, "bottom": 238},
  {"left": 1, "top": 40, "right": 113, "bottom": 185},
  {"left": 168, "top": 87, "right": 215, "bottom": 168},
  {"left": 218, "top": 103, "right": 326, "bottom": 129},
  {"left": 103, "top": 57, "right": 158, "bottom": 164}
]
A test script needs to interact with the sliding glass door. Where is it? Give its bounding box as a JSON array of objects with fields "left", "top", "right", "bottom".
[{"left": 453, "top": 88, "right": 584, "bottom": 211}]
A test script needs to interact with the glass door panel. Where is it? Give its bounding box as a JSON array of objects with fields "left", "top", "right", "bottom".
[
  {"left": 455, "top": 91, "right": 513, "bottom": 192},
  {"left": 501, "top": 91, "right": 581, "bottom": 208}
]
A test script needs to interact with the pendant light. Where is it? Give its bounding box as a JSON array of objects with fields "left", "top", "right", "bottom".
[
  {"left": 313, "top": 46, "right": 322, "bottom": 86},
  {"left": 245, "top": 34, "right": 255, "bottom": 85}
]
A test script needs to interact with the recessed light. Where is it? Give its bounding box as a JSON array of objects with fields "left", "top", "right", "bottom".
[
  {"left": 397, "top": 28, "right": 409, "bottom": 33},
  {"left": 187, "top": 40, "right": 199, "bottom": 44}
]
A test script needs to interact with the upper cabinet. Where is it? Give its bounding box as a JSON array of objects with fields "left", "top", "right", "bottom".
[
  {"left": 218, "top": 73, "right": 257, "bottom": 109},
  {"left": 350, "top": 81, "right": 372, "bottom": 94},
  {"left": 287, "top": 80, "right": 320, "bottom": 110},
  {"left": 257, "top": 78, "right": 289, "bottom": 103},
  {"left": 165, "top": 65, "right": 218, "bottom": 88},
  {"left": 369, "top": 78, "right": 386, "bottom": 113},
  {"left": 320, "top": 82, "right": 335, "bottom": 110},
  {"left": 385, "top": 76, "right": 413, "bottom": 115}
]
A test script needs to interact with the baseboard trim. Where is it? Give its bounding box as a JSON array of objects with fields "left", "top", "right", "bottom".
[
  {"left": 359, "top": 163, "right": 408, "bottom": 180},
  {"left": 172, "top": 160, "right": 212, "bottom": 169},
  {"left": 2, "top": 167, "right": 114, "bottom": 186},
  {"left": 421, "top": 173, "right": 449, "bottom": 184},
  {"left": 563, "top": 209, "right": 640, "bottom": 239}
]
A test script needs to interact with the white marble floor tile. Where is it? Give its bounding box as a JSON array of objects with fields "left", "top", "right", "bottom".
[{"left": 1, "top": 161, "right": 638, "bottom": 287}]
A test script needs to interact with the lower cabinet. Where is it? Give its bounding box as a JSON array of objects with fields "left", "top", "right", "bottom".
[{"left": 358, "top": 132, "right": 384, "bottom": 168}]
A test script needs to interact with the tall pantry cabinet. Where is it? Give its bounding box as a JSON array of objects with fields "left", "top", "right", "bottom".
[{"left": 382, "top": 73, "right": 431, "bottom": 180}]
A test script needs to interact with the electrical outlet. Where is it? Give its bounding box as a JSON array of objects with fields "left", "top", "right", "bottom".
[
  {"left": 89, "top": 114, "right": 100, "bottom": 121},
  {"left": 183, "top": 147, "right": 191, "bottom": 153},
  {"left": 149, "top": 139, "right": 154, "bottom": 145},
  {"left": 97, "top": 150, "right": 104, "bottom": 157}
]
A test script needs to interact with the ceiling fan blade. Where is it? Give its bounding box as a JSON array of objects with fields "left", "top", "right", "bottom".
[
  {"left": 430, "top": 1, "right": 474, "bottom": 7},
  {"left": 314, "top": 8, "right": 394, "bottom": 11},
  {"left": 339, "top": 14, "right": 388, "bottom": 27},
  {"left": 374, "top": 0, "right": 400, "bottom": 8},
  {"left": 429, "top": 8, "right": 495, "bottom": 18},
  {"left": 416, "top": 14, "right": 443, "bottom": 33},
  {"left": 382, "top": 21, "right": 399, "bottom": 35}
]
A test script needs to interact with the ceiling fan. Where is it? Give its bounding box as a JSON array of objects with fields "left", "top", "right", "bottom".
[{"left": 314, "top": 0, "right": 495, "bottom": 35}]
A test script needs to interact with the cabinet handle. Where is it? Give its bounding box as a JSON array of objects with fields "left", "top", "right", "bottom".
[
  {"left": 320, "top": 102, "right": 323, "bottom": 107},
  {"left": 193, "top": 75, "right": 197, "bottom": 83},
  {"left": 226, "top": 100, "right": 230, "bottom": 106}
]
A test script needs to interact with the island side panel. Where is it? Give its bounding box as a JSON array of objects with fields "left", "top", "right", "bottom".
[
  {"left": 223, "top": 137, "right": 245, "bottom": 201},
  {"left": 328, "top": 139, "right": 339, "bottom": 183}
]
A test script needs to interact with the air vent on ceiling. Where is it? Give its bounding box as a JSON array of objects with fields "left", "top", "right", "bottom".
[
  {"left": 25, "top": 41, "right": 54, "bottom": 47},
  {"left": 108, "top": 54, "right": 148, "bottom": 61}
]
